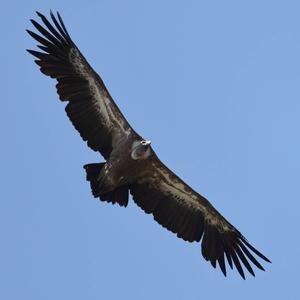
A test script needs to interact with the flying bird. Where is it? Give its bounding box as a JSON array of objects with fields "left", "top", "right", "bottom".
[{"left": 27, "top": 11, "right": 270, "bottom": 279}]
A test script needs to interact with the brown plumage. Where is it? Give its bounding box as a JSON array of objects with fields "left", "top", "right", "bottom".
[{"left": 27, "top": 11, "right": 271, "bottom": 279}]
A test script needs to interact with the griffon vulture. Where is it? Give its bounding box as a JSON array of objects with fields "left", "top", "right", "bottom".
[{"left": 27, "top": 11, "right": 270, "bottom": 279}]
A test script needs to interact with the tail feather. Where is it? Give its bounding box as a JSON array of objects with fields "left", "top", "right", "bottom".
[
  {"left": 83, "top": 163, "right": 129, "bottom": 207},
  {"left": 84, "top": 163, "right": 105, "bottom": 197}
]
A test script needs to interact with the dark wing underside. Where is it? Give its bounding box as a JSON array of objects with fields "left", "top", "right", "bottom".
[
  {"left": 27, "top": 11, "right": 133, "bottom": 159},
  {"left": 130, "top": 158, "right": 270, "bottom": 279}
]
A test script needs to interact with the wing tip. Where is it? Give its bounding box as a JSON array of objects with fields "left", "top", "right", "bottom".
[
  {"left": 201, "top": 225, "right": 270, "bottom": 279},
  {"left": 36, "top": 11, "right": 43, "bottom": 17},
  {"left": 241, "top": 237, "right": 271, "bottom": 263},
  {"left": 26, "top": 48, "right": 34, "bottom": 56}
]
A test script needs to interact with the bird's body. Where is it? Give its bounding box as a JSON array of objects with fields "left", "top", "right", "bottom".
[
  {"left": 27, "top": 11, "right": 270, "bottom": 279},
  {"left": 94, "top": 139, "right": 153, "bottom": 195}
]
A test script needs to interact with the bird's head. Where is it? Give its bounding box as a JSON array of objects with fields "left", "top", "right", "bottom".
[{"left": 131, "top": 140, "right": 152, "bottom": 160}]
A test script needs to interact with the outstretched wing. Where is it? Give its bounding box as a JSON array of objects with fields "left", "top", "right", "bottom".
[
  {"left": 130, "top": 157, "right": 270, "bottom": 279},
  {"left": 27, "top": 11, "right": 134, "bottom": 159}
]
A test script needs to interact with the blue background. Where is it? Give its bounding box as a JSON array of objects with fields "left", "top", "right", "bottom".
[{"left": 1, "top": 1, "right": 299, "bottom": 299}]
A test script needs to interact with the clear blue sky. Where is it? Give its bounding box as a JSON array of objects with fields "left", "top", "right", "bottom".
[{"left": 1, "top": 1, "right": 299, "bottom": 299}]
